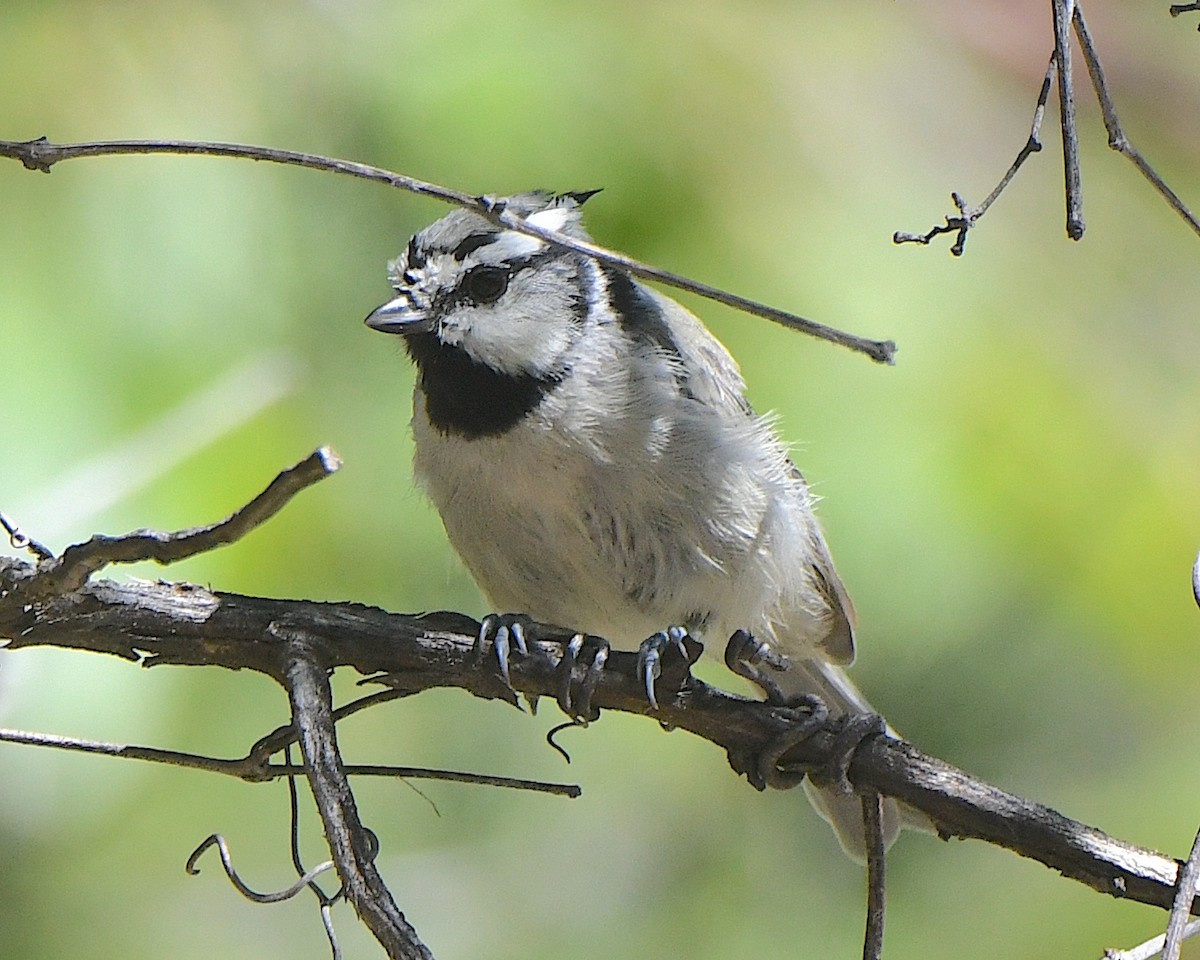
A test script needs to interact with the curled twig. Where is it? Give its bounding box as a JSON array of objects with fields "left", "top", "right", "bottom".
[
  {"left": 280, "top": 626, "right": 434, "bottom": 960},
  {"left": 0, "top": 137, "right": 895, "bottom": 364},
  {"left": 186, "top": 833, "right": 336, "bottom": 904}
]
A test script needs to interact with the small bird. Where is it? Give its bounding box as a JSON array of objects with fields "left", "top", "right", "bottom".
[{"left": 365, "top": 191, "right": 908, "bottom": 858}]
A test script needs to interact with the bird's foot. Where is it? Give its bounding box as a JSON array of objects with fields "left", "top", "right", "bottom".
[
  {"left": 471, "top": 613, "right": 541, "bottom": 703},
  {"left": 723, "top": 629, "right": 792, "bottom": 705},
  {"left": 472, "top": 614, "right": 611, "bottom": 721},
  {"left": 555, "top": 632, "right": 610, "bottom": 722},
  {"left": 807, "top": 712, "right": 888, "bottom": 795},
  {"left": 636, "top": 625, "right": 692, "bottom": 711},
  {"left": 727, "top": 693, "right": 828, "bottom": 790}
]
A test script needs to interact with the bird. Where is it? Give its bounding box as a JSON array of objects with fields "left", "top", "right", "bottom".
[{"left": 364, "top": 190, "right": 911, "bottom": 859}]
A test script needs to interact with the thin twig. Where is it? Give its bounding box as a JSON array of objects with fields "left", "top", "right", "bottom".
[
  {"left": 0, "top": 726, "right": 580, "bottom": 796},
  {"left": 284, "top": 742, "right": 347, "bottom": 960},
  {"left": 24, "top": 447, "right": 341, "bottom": 597},
  {"left": 1162, "top": 823, "right": 1200, "bottom": 960},
  {"left": 1074, "top": 6, "right": 1200, "bottom": 237},
  {"left": 1105, "top": 920, "right": 1200, "bottom": 960},
  {"left": 898, "top": 1, "right": 1199, "bottom": 251},
  {"left": 0, "top": 512, "right": 54, "bottom": 561},
  {"left": 1168, "top": 3, "right": 1200, "bottom": 28},
  {"left": 861, "top": 792, "right": 887, "bottom": 960},
  {"left": 186, "top": 833, "right": 336, "bottom": 903},
  {"left": 974, "top": 56, "right": 1057, "bottom": 220},
  {"left": 0, "top": 727, "right": 275, "bottom": 779},
  {"left": 894, "top": 56, "right": 1056, "bottom": 256},
  {"left": 0, "top": 137, "right": 896, "bottom": 364},
  {"left": 1052, "top": 0, "right": 1086, "bottom": 240}
]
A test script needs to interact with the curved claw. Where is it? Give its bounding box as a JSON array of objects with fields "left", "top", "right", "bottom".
[
  {"left": 556, "top": 634, "right": 609, "bottom": 722},
  {"left": 637, "top": 626, "right": 690, "bottom": 711},
  {"left": 494, "top": 625, "right": 512, "bottom": 687},
  {"left": 724, "top": 629, "right": 790, "bottom": 705},
  {"left": 473, "top": 614, "right": 537, "bottom": 699},
  {"left": 557, "top": 634, "right": 586, "bottom": 716},
  {"left": 578, "top": 642, "right": 609, "bottom": 718}
]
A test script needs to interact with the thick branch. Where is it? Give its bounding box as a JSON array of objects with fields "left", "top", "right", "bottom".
[
  {"left": 0, "top": 556, "right": 1188, "bottom": 918},
  {"left": 279, "top": 626, "right": 433, "bottom": 960}
]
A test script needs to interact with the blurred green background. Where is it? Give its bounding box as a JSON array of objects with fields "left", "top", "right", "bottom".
[{"left": 2, "top": 1, "right": 1199, "bottom": 957}]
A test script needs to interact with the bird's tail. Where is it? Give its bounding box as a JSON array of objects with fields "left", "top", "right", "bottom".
[{"left": 778, "top": 658, "right": 929, "bottom": 862}]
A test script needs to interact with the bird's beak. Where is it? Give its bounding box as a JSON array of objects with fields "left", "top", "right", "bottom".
[{"left": 364, "top": 295, "right": 437, "bottom": 336}]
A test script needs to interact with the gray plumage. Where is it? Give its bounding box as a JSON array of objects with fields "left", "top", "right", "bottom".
[{"left": 366, "top": 191, "right": 913, "bottom": 858}]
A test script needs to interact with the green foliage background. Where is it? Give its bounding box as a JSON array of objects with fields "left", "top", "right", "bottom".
[{"left": 2, "top": 2, "right": 1199, "bottom": 957}]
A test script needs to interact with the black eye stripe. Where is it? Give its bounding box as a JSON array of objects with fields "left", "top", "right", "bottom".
[
  {"left": 405, "top": 236, "right": 426, "bottom": 271},
  {"left": 433, "top": 247, "right": 572, "bottom": 312}
]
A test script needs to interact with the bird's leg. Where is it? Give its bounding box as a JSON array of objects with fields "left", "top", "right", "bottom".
[{"left": 636, "top": 625, "right": 691, "bottom": 710}]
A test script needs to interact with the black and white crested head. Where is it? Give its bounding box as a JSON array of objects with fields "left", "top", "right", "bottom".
[
  {"left": 365, "top": 191, "right": 606, "bottom": 438},
  {"left": 368, "top": 192, "right": 597, "bottom": 375}
]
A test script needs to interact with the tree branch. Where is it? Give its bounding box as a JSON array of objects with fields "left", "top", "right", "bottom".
[
  {"left": 279, "top": 624, "right": 433, "bottom": 960},
  {"left": 0, "top": 555, "right": 1190, "bottom": 920}
]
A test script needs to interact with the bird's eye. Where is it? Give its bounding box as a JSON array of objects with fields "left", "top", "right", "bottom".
[{"left": 464, "top": 265, "right": 509, "bottom": 304}]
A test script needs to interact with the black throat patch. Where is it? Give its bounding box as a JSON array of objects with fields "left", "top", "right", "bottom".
[{"left": 404, "top": 333, "right": 561, "bottom": 439}]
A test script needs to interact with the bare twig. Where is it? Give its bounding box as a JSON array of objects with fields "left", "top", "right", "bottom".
[
  {"left": 20, "top": 447, "right": 341, "bottom": 598},
  {"left": 1168, "top": 3, "right": 1200, "bottom": 29},
  {"left": 1163, "top": 823, "right": 1200, "bottom": 960},
  {"left": 0, "top": 137, "right": 895, "bottom": 364},
  {"left": 1053, "top": 0, "right": 1086, "bottom": 240},
  {"left": 1073, "top": 6, "right": 1200, "bottom": 237},
  {"left": 898, "top": 1, "right": 1199, "bottom": 250},
  {"left": 894, "top": 56, "right": 1056, "bottom": 255},
  {"left": 861, "top": 792, "right": 886, "bottom": 960},
  {"left": 0, "top": 512, "right": 53, "bottom": 561},
  {"left": 0, "top": 725, "right": 580, "bottom": 796},
  {"left": 283, "top": 743, "right": 347, "bottom": 960},
  {"left": 186, "top": 833, "right": 336, "bottom": 904}
]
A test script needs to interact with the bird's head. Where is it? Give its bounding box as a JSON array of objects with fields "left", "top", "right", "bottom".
[{"left": 365, "top": 190, "right": 600, "bottom": 381}]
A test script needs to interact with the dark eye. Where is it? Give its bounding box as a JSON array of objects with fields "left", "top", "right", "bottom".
[{"left": 464, "top": 265, "right": 509, "bottom": 304}]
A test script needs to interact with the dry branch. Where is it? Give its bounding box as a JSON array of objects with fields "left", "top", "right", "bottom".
[{"left": 0, "top": 555, "right": 1190, "bottom": 919}]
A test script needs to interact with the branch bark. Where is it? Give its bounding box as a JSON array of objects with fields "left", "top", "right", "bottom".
[{"left": 0, "top": 554, "right": 1189, "bottom": 921}]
